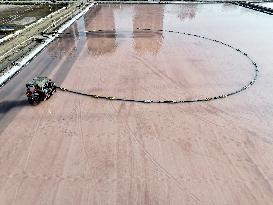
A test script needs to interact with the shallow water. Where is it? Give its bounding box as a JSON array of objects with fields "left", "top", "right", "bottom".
[
  {"left": 1, "top": 3, "right": 273, "bottom": 205},
  {"left": 50, "top": 4, "right": 256, "bottom": 100}
]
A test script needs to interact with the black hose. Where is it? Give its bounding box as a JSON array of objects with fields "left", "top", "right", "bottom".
[{"left": 56, "top": 28, "right": 259, "bottom": 104}]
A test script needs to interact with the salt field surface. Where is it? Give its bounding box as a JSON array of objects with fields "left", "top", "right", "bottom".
[{"left": 0, "top": 3, "right": 273, "bottom": 205}]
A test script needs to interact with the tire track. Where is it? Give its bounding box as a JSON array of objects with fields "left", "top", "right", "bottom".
[
  {"left": 9, "top": 101, "right": 52, "bottom": 205},
  {"left": 108, "top": 103, "right": 201, "bottom": 203}
]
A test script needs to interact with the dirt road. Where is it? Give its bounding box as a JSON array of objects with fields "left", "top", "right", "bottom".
[{"left": 0, "top": 4, "right": 273, "bottom": 205}]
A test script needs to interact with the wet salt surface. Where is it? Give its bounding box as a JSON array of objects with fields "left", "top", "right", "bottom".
[
  {"left": 1, "top": 4, "right": 273, "bottom": 205},
  {"left": 39, "top": 3, "right": 273, "bottom": 102},
  {"left": 51, "top": 4, "right": 256, "bottom": 100}
]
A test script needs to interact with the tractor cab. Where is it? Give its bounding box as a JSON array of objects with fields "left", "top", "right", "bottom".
[{"left": 26, "top": 77, "right": 56, "bottom": 105}]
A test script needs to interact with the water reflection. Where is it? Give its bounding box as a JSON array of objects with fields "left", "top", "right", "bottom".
[
  {"left": 77, "top": 4, "right": 167, "bottom": 57},
  {"left": 176, "top": 4, "right": 197, "bottom": 21},
  {"left": 47, "top": 23, "right": 78, "bottom": 58},
  {"left": 164, "top": 3, "right": 198, "bottom": 25},
  {"left": 49, "top": 4, "right": 200, "bottom": 59},
  {"left": 113, "top": 6, "right": 134, "bottom": 46},
  {"left": 133, "top": 5, "right": 164, "bottom": 55},
  {"left": 84, "top": 6, "right": 117, "bottom": 56}
]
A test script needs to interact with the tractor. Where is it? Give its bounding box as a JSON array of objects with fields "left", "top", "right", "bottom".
[{"left": 26, "top": 77, "right": 56, "bottom": 105}]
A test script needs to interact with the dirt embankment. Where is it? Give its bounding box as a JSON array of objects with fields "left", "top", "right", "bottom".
[
  {"left": 0, "top": 4, "right": 62, "bottom": 33},
  {"left": 0, "top": 2, "right": 89, "bottom": 76}
]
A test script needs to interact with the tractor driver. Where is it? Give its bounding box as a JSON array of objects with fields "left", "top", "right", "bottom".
[{"left": 26, "top": 88, "right": 32, "bottom": 97}]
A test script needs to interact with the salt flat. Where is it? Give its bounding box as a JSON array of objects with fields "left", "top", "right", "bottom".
[{"left": 0, "top": 4, "right": 273, "bottom": 205}]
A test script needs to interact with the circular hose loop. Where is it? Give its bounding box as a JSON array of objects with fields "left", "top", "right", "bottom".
[{"left": 57, "top": 28, "right": 259, "bottom": 104}]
